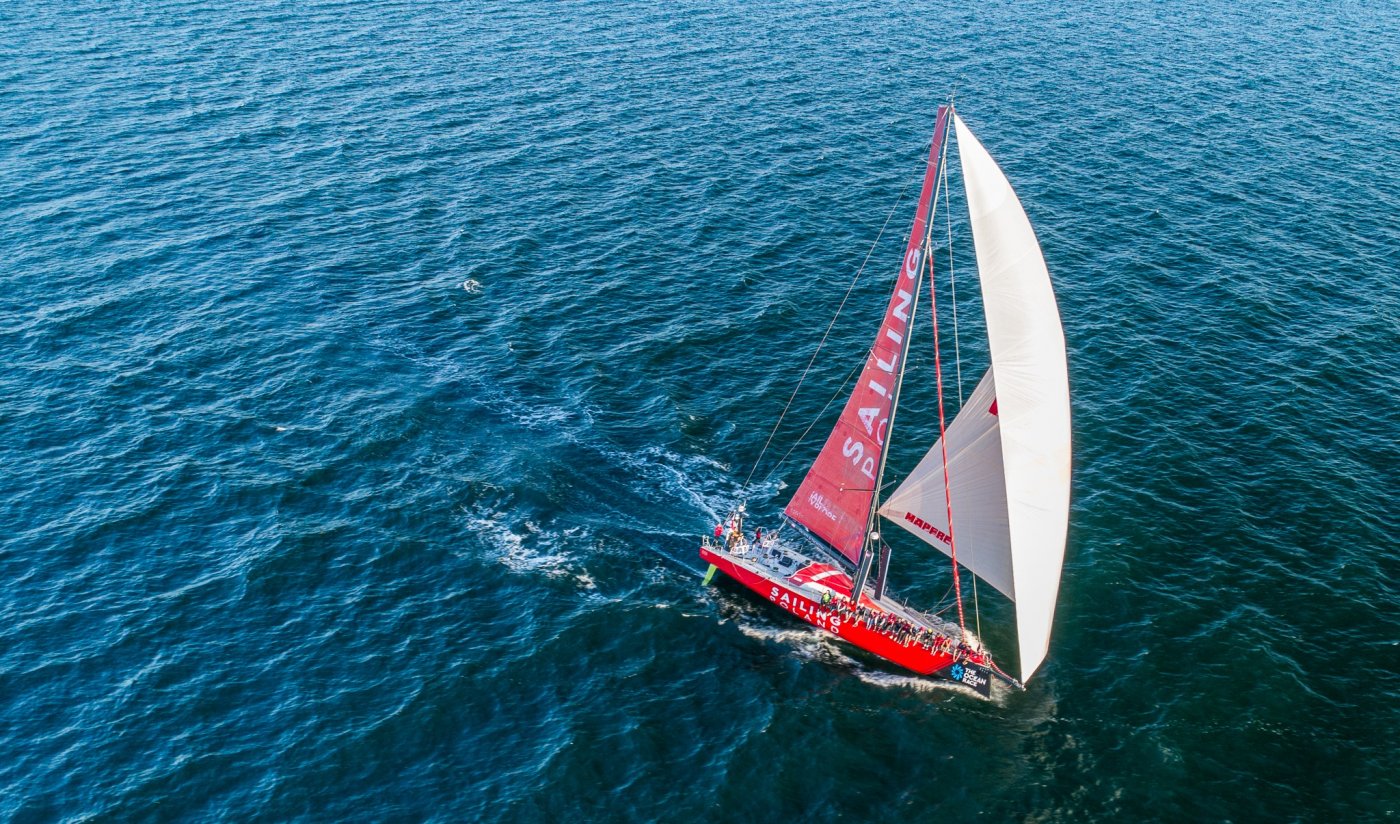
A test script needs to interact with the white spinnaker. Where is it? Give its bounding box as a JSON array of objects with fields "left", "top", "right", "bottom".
[
  {"left": 880, "top": 369, "right": 1014, "bottom": 600},
  {"left": 951, "top": 114, "right": 1071, "bottom": 683}
]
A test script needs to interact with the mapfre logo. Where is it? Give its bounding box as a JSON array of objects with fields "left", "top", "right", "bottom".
[{"left": 904, "top": 511, "right": 951, "bottom": 545}]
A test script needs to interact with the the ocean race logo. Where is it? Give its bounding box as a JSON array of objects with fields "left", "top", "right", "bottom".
[{"left": 941, "top": 660, "right": 991, "bottom": 696}]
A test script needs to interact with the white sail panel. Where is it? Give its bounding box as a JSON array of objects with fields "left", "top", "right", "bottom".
[
  {"left": 954, "top": 115, "right": 1072, "bottom": 683},
  {"left": 879, "top": 369, "right": 1014, "bottom": 600}
]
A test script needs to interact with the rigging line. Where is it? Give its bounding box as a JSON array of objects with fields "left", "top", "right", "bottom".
[
  {"left": 943, "top": 123, "right": 965, "bottom": 408},
  {"left": 742, "top": 175, "right": 916, "bottom": 491},
  {"left": 924, "top": 169, "right": 967, "bottom": 641},
  {"left": 943, "top": 122, "right": 981, "bottom": 647},
  {"left": 758, "top": 353, "right": 864, "bottom": 487},
  {"left": 924, "top": 580, "right": 958, "bottom": 616},
  {"left": 849, "top": 123, "right": 948, "bottom": 602},
  {"left": 868, "top": 143, "right": 943, "bottom": 519},
  {"left": 856, "top": 131, "right": 947, "bottom": 598}
]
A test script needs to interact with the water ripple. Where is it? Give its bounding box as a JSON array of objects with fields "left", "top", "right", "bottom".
[{"left": 2, "top": 0, "right": 1397, "bottom": 820}]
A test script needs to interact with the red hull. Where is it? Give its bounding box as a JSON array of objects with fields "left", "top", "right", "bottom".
[{"left": 700, "top": 545, "right": 965, "bottom": 677}]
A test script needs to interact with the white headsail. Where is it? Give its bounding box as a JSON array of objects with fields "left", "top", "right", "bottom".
[
  {"left": 882, "top": 115, "right": 1071, "bottom": 683},
  {"left": 880, "top": 368, "right": 1014, "bottom": 597}
]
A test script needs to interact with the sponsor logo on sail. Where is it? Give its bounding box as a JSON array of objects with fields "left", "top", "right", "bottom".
[{"left": 904, "top": 511, "right": 951, "bottom": 545}]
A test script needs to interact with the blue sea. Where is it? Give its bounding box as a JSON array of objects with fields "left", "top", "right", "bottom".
[{"left": 3, "top": 1, "right": 1397, "bottom": 820}]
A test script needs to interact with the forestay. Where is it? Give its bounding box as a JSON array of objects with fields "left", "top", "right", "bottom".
[
  {"left": 879, "top": 369, "right": 1014, "bottom": 600},
  {"left": 784, "top": 106, "right": 951, "bottom": 564},
  {"left": 884, "top": 115, "right": 1071, "bottom": 682}
]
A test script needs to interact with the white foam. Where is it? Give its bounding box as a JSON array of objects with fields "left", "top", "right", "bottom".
[
  {"left": 734, "top": 620, "right": 851, "bottom": 665},
  {"left": 464, "top": 510, "right": 595, "bottom": 590},
  {"left": 729, "top": 612, "right": 1000, "bottom": 700}
]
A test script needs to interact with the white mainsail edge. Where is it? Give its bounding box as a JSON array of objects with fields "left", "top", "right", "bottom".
[
  {"left": 879, "top": 369, "right": 1014, "bottom": 599},
  {"left": 954, "top": 114, "right": 1071, "bottom": 682}
]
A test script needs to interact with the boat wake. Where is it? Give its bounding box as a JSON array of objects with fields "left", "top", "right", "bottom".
[
  {"left": 461, "top": 506, "right": 598, "bottom": 591},
  {"left": 734, "top": 620, "right": 849, "bottom": 663},
  {"left": 731, "top": 616, "right": 1000, "bottom": 701},
  {"left": 851, "top": 667, "right": 1005, "bottom": 702}
]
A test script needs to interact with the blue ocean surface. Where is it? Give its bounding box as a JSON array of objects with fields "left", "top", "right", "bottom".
[{"left": 2, "top": 1, "right": 1397, "bottom": 820}]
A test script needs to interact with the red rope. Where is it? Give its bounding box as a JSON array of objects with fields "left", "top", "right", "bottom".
[
  {"left": 925, "top": 224, "right": 966, "bottom": 639},
  {"left": 985, "top": 656, "right": 1022, "bottom": 689}
]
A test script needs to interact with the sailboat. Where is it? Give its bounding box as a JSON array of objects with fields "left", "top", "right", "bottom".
[{"left": 700, "top": 104, "right": 1071, "bottom": 695}]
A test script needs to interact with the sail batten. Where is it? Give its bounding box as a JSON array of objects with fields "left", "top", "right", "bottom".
[{"left": 784, "top": 105, "right": 951, "bottom": 564}]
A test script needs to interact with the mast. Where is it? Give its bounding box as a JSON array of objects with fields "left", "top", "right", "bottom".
[
  {"left": 923, "top": 123, "right": 968, "bottom": 637},
  {"left": 853, "top": 257, "right": 922, "bottom": 598},
  {"left": 852, "top": 104, "right": 951, "bottom": 600},
  {"left": 783, "top": 104, "right": 952, "bottom": 566}
]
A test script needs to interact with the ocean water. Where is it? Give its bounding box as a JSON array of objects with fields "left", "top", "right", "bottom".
[{"left": 3, "top": 0, "right": 1397, "bottom": 820}]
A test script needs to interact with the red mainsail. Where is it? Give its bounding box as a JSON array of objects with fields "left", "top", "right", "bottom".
[{"left": 784, "top": 106, "right": 950, "bottom": 563}]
